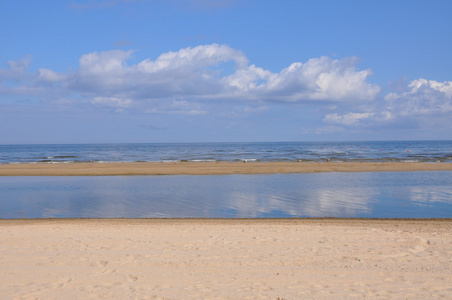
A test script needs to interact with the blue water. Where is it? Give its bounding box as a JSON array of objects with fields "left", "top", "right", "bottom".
[
  {"left": 1, "top": 172, "right": 451, "bottom": 219},
  {"left": 1, "top": 141, "right": 451, "bottom": 219},
  {"left": 1, "top": 140, "right": 451, "bottom": 163}
]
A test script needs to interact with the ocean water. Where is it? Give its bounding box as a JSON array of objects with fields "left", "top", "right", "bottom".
[
  {"left": 1, "top": 140, "right": 451, "bottom": 164},
  {"left": 1, "top": 141, "right": 451, "bottom": 219},
  {"left": 1, "top": 172, "right": 451, "bottom": 219}
]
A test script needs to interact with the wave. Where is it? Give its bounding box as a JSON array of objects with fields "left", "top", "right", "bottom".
[
  {"left": 180, "top": 159, "right": 217, "bottom": 162},
  {"left": 38, "top": 156, "right": 79, "bottom": 159},
  {"left": 1, "top": 141, "right": 452, "bottom": 164}
]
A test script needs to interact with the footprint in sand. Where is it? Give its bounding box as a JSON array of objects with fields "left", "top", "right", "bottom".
[
  {"left": 51, "top": 277, "right": 73, "bottom": 288},
  {"left": 98, "top": 260, "right": 109, "bottom": 267},
  {"left": 409, "top": 245, "right": 426, "bottom": 254}
]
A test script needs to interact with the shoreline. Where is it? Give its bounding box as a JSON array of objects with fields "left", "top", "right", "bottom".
[
  {"left": 2, "top": 217, "right": 452, "bottom": 222},
  {"left": 2, "top": 218, "right": 452, "bottom": 227},
  {"left": 1, "top": 161, "right": 452, "bottom": 176},
  {"left": 1, "top": 218, "right": 451, "bottom": 299}
]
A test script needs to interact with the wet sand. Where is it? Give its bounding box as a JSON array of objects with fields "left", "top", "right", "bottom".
[
  {"left": 1, "top": 218, "right": 451, "bottom": 299},
  {"left": 1, "top": 161, "right": 452, "bottom": 176}
]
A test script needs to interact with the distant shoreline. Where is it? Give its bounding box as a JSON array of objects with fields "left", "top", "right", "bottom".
[{"left": 1, "top": 161, "right": 452, "bottom": 176}]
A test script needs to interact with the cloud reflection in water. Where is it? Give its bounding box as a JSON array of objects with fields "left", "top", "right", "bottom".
[
  {"left": 226, "top": 173, "right": 376, "bottom": 218},
  {"left": 0, "top": 172, "right": 451, "bottom": 218}
]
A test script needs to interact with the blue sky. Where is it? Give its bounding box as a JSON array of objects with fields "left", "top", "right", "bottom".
[{"left": 1, "top": 0, "right": 451, "bottom": 144}]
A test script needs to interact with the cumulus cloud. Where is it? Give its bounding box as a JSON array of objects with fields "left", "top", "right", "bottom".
[
  {"left": 64, "top": 45, "right": 378, "bottom": 104},
  {"left": 68, "top": 49, "right": 134, "bottom": 93},
  {"left": 384, "top": 78, "right": 452, "bottom": 116},
  {"left": 2, "top": 44, "right": 451, "bottom": 136},
  {"left": 147, "top": 44, "right": 246, "bottom": 71},
  {"left": 322, "top": 78, "right": 452, "bottom": 132},
  {"left": 254, "top": 57, "right": 380, "bottom": 102},
  {"left": 0, "top": 44, "right": 382, "bottom": 116}
]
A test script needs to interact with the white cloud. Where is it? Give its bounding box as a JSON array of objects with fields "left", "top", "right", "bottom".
[
  {"left": 253, "top": 57, "right": 380, "bottom": 102},
  {"left": 67, "top": 50, "right": 134, "bottom": 94},
  {"left": 2, "top": 46, "right": 451, "bottom": 138},
  {"left": 321, "top": 78, "right": 452, "bottom": 133},
  {"left": 323, "top": 112, "right": 374, "bottom": 126},
  {"left": 223, "top": 64, "right": 271, "bottom": 93},
  {"left": 79, "top": 49, "right": 132, "bottom": 73},
  {"left": 38, "top": 69, "right": 66, "bottom": 82},
  {"left": 90, "top": 96, "right": 132, "bottom": 108},
  {"left": 137, "top": 43, "right": 248, "bottom": 72},
  {"left": 384, "top": 79, "right": 452, "bottom": 116},
  {"left": 411, "top": 79, "right": 452, "bottom": 96},
  {"left": 145, "top": 100, "right": 207, "bottom": 115},
  {"left": 0, "top": 44, "right": 380, "bottom": 115},
  {"left": 8, "top": 56, "right": 32, "bottom": 74},
  {"left": 0, "top": 55, "right": 32, "bottom": 81}
]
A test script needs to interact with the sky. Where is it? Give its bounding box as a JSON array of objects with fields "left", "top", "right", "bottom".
[{"left": 1, "top": 0, "right": 451, "bottom": 144}]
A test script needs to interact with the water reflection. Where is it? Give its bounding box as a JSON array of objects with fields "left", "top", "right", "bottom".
[
  {"left": 0, "top": 172, "right": 451, "bottom": 218},
  {"left": 226, "top": 174, "right": 377, "bottom": 218}
]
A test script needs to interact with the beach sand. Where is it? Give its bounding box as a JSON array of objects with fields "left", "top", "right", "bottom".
[
  {"left": 2, "top": 163, "right": 452, "bottom": 298},
  {"left": 1, "top": 161, "right": 452, "bottom": 176},
  {"left": 1, "top": 219, "right": 451, "bottom": 299}
]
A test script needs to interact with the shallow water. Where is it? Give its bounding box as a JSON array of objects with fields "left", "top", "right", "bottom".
[{"left": 1, "top": 172, "right": 451, "bottom": 219}]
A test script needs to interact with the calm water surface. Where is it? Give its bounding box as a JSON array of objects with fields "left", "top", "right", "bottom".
[{"left": 1, "top": 172, "right": 451, "bottom": 219}]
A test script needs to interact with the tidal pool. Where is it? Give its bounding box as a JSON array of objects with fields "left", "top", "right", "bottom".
[{"left": 1, "top": 172, "right": 451, "bottom": 218}]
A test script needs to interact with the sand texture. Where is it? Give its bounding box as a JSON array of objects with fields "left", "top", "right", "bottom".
[
  {"left": 1, "top": 161, "right": 452, "bottom": 176},
  {"left": 1, "top": 219, "right": 451, "bottom": 299}
]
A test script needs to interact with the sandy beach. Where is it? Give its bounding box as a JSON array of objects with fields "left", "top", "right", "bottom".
[
  {"left": 1, "top": 163, "right": 452, "bottom": 298},
  {"left": 1, "top": 218, "right": 451, "bottom": 299},
  {"left": 1, "top": 161, "right": 452, "bottom": 176}
]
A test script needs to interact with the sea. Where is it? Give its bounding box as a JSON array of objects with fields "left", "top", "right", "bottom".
[
  {"left": 1, "top": 140, "right": 452, "bottom": 219},
  {"left": 1, "top": 140, "right": 452, "bottom": 164}
]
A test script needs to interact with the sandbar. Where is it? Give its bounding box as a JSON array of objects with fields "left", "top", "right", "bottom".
[
  {"left": 1, "top": 161, "right": 452, "bottom": 176},
  {"left": 1, "top": 218, "right": 451, "bottom": 299}
]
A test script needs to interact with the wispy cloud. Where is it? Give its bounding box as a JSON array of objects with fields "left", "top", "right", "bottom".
[
  {"left": 0, "top": 55, "right": 32, "bottom": 81},
  {"left": 323, "top": 112, "right": 374, "bottom": 126},
  {"left": 113, "top": 40, "right": 133, "bottom": 47}
]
